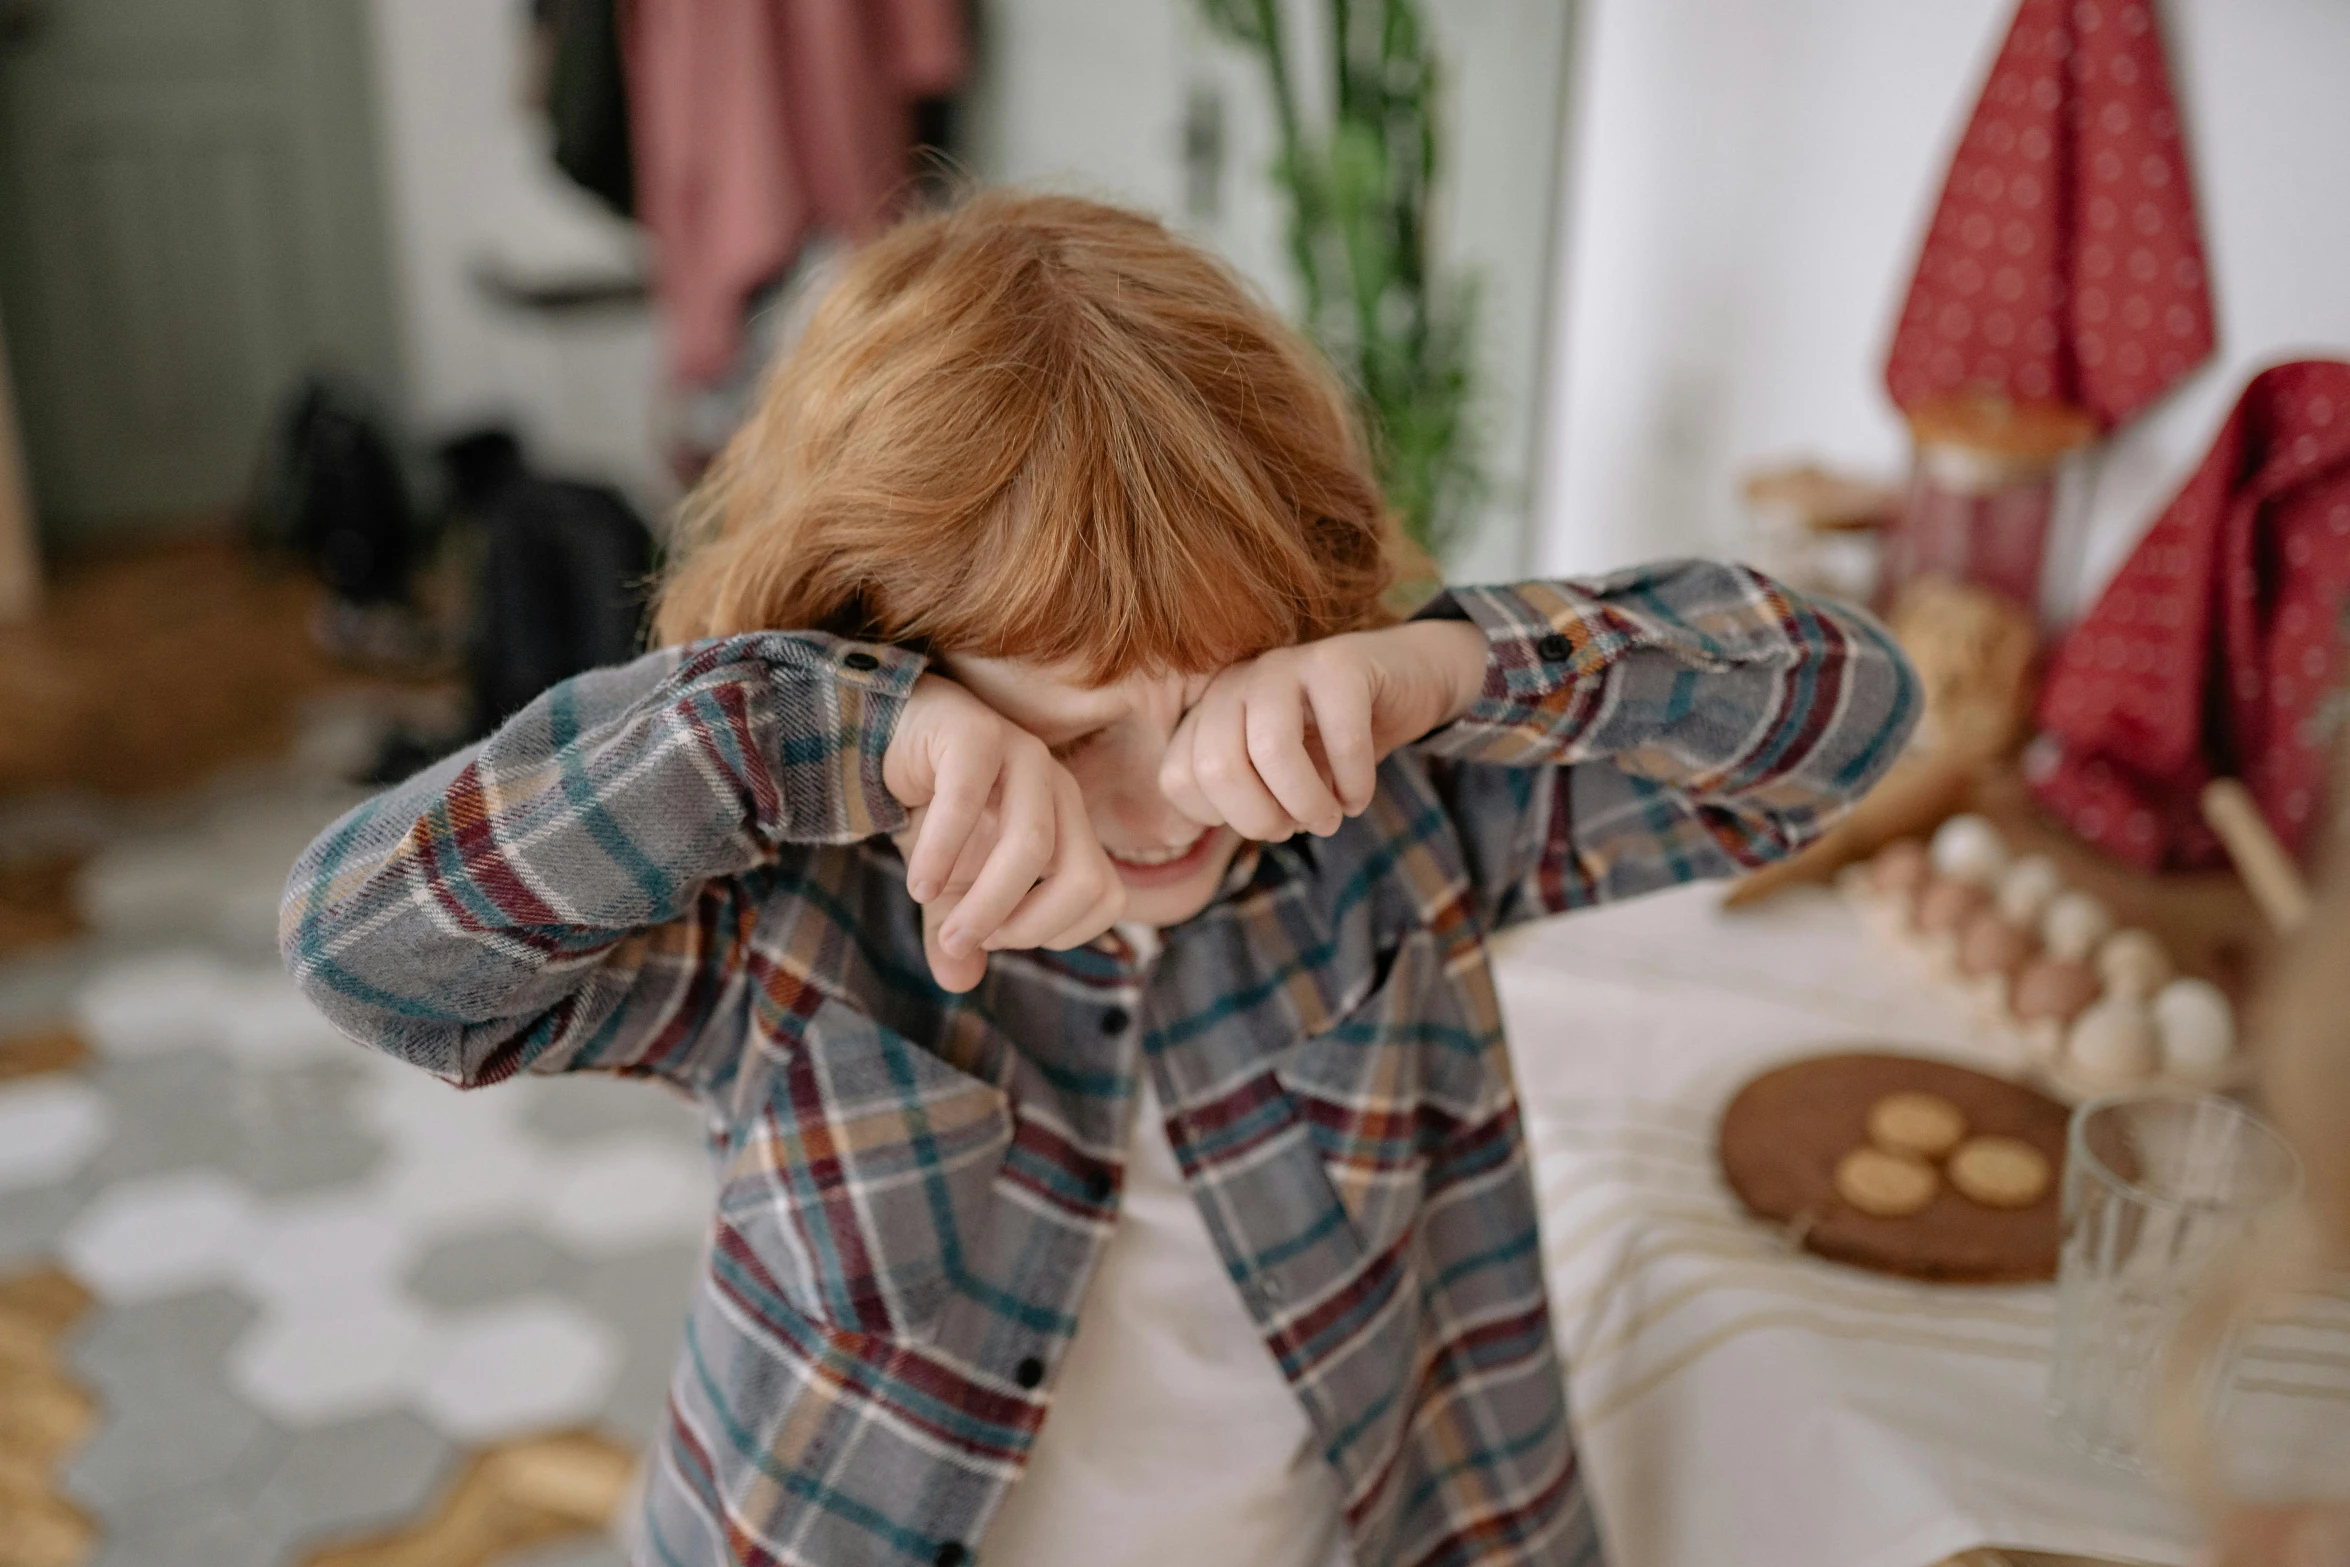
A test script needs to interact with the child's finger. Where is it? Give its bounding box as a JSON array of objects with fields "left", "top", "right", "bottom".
[
  {"left": 1040, "top": 877, "right": 1128, "bottom": 951},
  {"left": 1301, "top": 662, "right": 1378, "bottom": 813},
  {"left": 1194, "top": 689, "right": 1302, "bottom": 841},
  {"left": 918, "top": 895, "right": 987, "bottom": 992},
  {"left": 905, "top": 733, "right": 999, "bottom": 903},
  {"left": 938, "top": 746, "right": 1057, "bottom": 955},
  {"left": 1158, "top": 708, "right": 1222, "bottom": 827},
  {"left": 1244, "top": 681, "right": 1345, "bottom": 835},
  {"left": 938, "top": 805, "right": 1003, "bottom": 894},
  {"left": 889, "top": 802, "right": 927, "bottom": 862},
  {"left": 984, "top": 779, "right": 1117, "bottom": 949},
  {"left": 987, "top": 871, "right": 1114, "bottom": 951}
]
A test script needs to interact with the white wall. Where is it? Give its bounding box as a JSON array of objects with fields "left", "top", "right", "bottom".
[
  {"left": 1538, "top": 0, "right": 2350, "bottom": 620},
  {"left": 965, "top": 0, "right": 1190, "bottom": 215},
  {"left": 363, "top": 0, "right": 671, "bottom": 512}
]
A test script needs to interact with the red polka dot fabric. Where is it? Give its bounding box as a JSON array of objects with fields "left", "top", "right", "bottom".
[
  {"left": 2030, "top": 361, "right": 2350, "bottom": 871},
  {"left": 1885, "top": 0, "right": 2215, "bottom": 430}
]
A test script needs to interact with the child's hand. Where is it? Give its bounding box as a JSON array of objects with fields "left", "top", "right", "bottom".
[
  {"left": 1159, "top": 621, "right": 1488, "bottom": 841},
  {"left": 883, "top": 674, "right": 1125, "bottom": 992}
]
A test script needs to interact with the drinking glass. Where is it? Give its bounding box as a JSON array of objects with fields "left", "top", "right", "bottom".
[{"left": 2050, "top": 1091, "right": 2304, "bottom": 1468}]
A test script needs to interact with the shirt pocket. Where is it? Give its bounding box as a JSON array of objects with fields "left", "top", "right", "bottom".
[
  {"left": 717, "top": 995, "right": 1012, "bottom": 1342},
  {"left": 1273, "top": 929, "right": 1450, "bottom": 1256}
]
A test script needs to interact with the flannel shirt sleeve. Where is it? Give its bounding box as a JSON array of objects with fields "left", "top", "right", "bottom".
[
  {"left": 1411, "top": 559, "right": 1919, "bottom": 929},
  {"left": 278, "top": 631, "right": 925, "bottom": 1095}
]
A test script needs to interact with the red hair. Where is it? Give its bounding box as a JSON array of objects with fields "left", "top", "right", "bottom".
[{"left": 652, "top": 191, "right": 1414, "bottom": 680}]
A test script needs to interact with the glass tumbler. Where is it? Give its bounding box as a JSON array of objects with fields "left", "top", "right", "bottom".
[{"left": 2050, "top": 1091, "right": 2304, "bottom": 1468}]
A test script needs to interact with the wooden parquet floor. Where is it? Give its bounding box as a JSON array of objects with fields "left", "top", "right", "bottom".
[
  {"left": 0, "top": 532, "right": 358, "bottom": 801},
  {"left": 0, "top": 531, "right": 457, "bottom": 960}
]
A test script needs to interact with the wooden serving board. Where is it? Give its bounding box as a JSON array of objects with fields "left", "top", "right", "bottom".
[{"left": 1718, "top": 1052, "right": 2071, "bottom": 1283}]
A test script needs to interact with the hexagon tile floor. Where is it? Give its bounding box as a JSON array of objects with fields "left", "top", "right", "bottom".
[{"left": 0, "top": 769, "right": 713, "bottom": 1566}]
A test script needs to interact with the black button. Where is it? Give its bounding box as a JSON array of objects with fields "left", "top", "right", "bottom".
[
  {"left": 842, "top": 651, "right": 881, "bottom": 671},
  {"left": 1535, "top": 633, "right": 1572, "bottom": 663},
  {"left": 933, "top": 1545, "right": 968, "bottom": 1567},
  {"left": 1099, "top": 1007, "right": 1130, "bottom": 1034},
  {"left": 1085, "top": 1170, "right": 1114, "bottom": 1203},
  {"left": 1014, "top": 1356, "right": 1045, "bottom": 1389}
]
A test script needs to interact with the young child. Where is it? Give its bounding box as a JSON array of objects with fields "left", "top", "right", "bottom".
[{"left": 282, "top": 192, "right": 1918, "bottom": 1567}]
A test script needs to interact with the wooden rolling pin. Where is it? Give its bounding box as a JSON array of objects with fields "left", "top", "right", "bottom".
[{"left": 2201, "top": 779, "right": 2312, "bottom": 935}]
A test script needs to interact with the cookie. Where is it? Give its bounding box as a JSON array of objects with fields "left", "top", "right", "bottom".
[
  {"left": 1865, "top": 1091, "right": 1969, "bottom": 1159},
  {"left": 1947, "top": 1136, "right": 2050, "bottom": 1210},
  {"left": 1833, "top": 1147, "right": 1939, "bottom": 1217}
]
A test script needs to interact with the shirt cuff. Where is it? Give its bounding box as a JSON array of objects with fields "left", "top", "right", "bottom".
[
  {"left": 827, "top": 638, "right": 926, "bottom": 840},
  {"left": 1413, "top": 582, "right": 1625, "bottom": 745},
  {"left": 701, "top": 631, "right": 928, "bottom": 843}
]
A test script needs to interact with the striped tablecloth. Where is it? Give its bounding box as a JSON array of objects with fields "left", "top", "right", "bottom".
[{"left": 1491, "top": 883, "right": 2350, "bottom": 1567}]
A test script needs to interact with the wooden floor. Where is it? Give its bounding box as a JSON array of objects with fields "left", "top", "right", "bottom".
[
  {"left": 0, "top": 856, "right": 79, "bottom": 957},
  {"left": 0, "top": 531, "right": 452, "bottom": 959},
  {"left": 0, "top": 532, "right": 366, "bottom": 801}
]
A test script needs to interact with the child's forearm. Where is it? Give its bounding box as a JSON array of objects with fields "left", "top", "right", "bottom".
[
  {"left": 1415, "top": 560, "right": 1920, "bottom": 911},
  {"left": 1383, "top": 617, "right": 1492, "bottom": 735},
  {"left": 1422, "top": 562, "right": 1915, "bottom": 795},
  {"left": 280, "top": 631, "right": 926, "bottom": 1087}
]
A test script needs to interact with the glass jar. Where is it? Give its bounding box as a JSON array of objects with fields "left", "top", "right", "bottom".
[
  {"left": 1740, "top": 463, "right": 1898, "bottom": 608},
  {"left": 1887, "top": 394, "right": 2097, "bottom": 619}
]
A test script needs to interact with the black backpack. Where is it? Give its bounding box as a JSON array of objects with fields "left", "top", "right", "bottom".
[
  {"left": 254, "top": 378, "right": 421, "bottom": 606},
  {"left": 442, "top": 428, "right": 655, "bottom": 735}
]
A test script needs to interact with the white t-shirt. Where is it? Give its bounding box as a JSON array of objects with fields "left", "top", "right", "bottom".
[{"left": 976, "top": 931, "right": 1350, "bottom": 1567}]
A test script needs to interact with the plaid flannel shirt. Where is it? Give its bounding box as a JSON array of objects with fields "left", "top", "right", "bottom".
[{"left": 282, "top": 560, "right": 1917, "bottom": 1567}]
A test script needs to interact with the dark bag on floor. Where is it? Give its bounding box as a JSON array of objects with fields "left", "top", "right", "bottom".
[
  {"left": 255, "top": 379, "right": 420, "bottom": 606},
  {"left": 445, "top": 429, "right": 656, "bottom": 734}
]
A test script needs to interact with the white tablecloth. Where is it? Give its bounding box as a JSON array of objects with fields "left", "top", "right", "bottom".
[{"left": 1490, "top": 883, "right": 2347, "bottom": 1567}]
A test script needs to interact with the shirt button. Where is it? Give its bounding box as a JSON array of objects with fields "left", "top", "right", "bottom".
[
  {"left": 1015, "top": 1356, "right": 1046, "bottom": 1389},
  {"left": 1085, "top": 1170, "right": 1114, "bottom": 1203},
  {"left": 1535, "top": 632, "right": 1572, "bottom": 663},
  {"left": 1256, "top": 1276, "right": 1285, "bottom": 1303},
  {"left": 933, "top": 1544, "right": 969, "bottom": 1567},
  {"left": 1099, "top": 1007, "right": 1130, "bottom": 1034},
  {"left": 842, "top": 651, "right": 880, "bottom": 671}
]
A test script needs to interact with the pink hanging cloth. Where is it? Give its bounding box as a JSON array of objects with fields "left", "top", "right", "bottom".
[
  {"left": 625, "top": 0, "right": 968, "bottom": 387},
  {"left": 1884, "top": 0, "right": 2216, "bottom": 430},
  {"left": 2029, "top": 361, "right": 2350, "bottom": 871}
]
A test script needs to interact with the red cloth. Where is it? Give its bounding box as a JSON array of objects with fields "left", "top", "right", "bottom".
[
  {"left": 626, "top": 0, "right": 967, "bottom": 386},
  {"left": 2030, "top": 361, "right": 2350, "bottom": 870},
  {"left": 1885, "top": 0, "right": 2215, "bottom": 430}
]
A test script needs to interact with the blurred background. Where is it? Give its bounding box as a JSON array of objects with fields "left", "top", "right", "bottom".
[{"left": 0, "top": 2, "right": 2345, "bottom": 1565}]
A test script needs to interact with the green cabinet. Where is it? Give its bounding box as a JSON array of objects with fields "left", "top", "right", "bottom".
[{"left": 0, "top": 0, "right": 400, "bottom": 541}]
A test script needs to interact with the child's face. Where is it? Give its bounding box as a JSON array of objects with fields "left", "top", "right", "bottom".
[{"left": 942, "top": 653, "right": 1246, "bottom": 929}]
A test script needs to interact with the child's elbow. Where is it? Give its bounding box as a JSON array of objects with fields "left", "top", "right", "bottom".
[
  {"left": 279, "top": 855, "right": 341, "bottom": 1021},
  {"left": 1768, "top": 606, "right": 1921, "bottom": 848},
  {"left": 1732, "top": 602, "right": 1924, "bottom": 855},
  {"left": 1837, "top": 615, "right": 1924, "bottom": 804},
  {"left": 278, "top": 846, "right": 442, "bottom": 1074},
  {"left": 279, "top": 905, "right": 401, "bottom": 1064},
  {"left": 283, "top": 935, "right": 482, "bottom": 1085}
]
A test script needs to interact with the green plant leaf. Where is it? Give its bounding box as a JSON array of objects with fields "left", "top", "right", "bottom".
[{"left": 1196, "top": 0, "right": 1482, "bottom": 565}]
